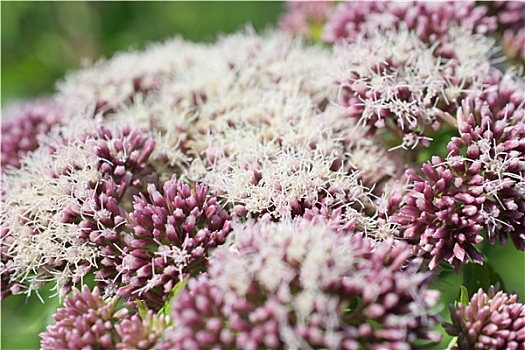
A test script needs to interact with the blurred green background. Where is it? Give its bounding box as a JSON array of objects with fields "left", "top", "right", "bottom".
[
  {"left": 1, "top": 2, "right": 523, "bottom": 350},
  {"left": 1, "top": 1, "right": 284, "bottom": 107}
]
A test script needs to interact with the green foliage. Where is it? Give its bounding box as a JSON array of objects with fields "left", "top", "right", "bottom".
[
  {"left": 458, "top": 285, "right": 470, "bottom": 306},
  {"left": 135, "top": 299, "right": 149, "bottom": 321},
  {"left": 158, "top": 276, "right": 189, "bottom": 319},
  {"left": 1, "top": 286, "right": 62, "bottom": 350},
  {"left": 1, "top": 1, "right": 284, "bottom": 107},
  {"left": 462, "top": 259, "right": 506, "bottom": 298},
  {"left": 416, "top": 124, "right": 457, "bottom": 164}
]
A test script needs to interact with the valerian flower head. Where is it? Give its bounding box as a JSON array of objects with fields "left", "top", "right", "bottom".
[
  {"left": 390, "top": 157, "right": 486, "bottom": 272},
  {"left": 60, "top": 30, "right": 402, "bottom": 230},
  {"left": 58, "top": 38, "right": 212, "bottom": 115},
  {"left": 115, "top": 310, "right": 170, "bottom": 349},
  {"left": 323, "top": 1, "right": 496, "bottom": 46},
  {"left": 478, "top": 69, "right": 525, "bottom": 123},
  {"left": 1, "top": 119, "right": 156, "bottom": 298},
  {"left": 445, "top": 285, "right": 525, "bottom": 350},
  {"left": 40, "top": 286, "right": 168, "bottom": 350},
  {"left": 158, "top": 219, "right": 441, "bottom": 349},
  {"left": 117, "top": 175, "right": 232, "bottom": 311},
  {"left": 40, "top": 286, "right": 128, "bottom": 350},
  {"left": 1, "top": 98, "right": 64, "bottom": 169},
  {"left": 334, "top": 27, "right": 494, "bottom": 150},
  {"left": 449, "top": 99, "right": 524, "bottom": 250},
  {"left": 391, "top": 98, "right": 525, "bottom": 272},
  {"left": 178, "top": 31, "right": 403, "bottom": 223}
]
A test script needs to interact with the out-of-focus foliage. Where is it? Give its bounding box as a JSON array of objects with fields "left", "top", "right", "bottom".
[
  {"left": 1, "top": 1, "right": 284, "bottom": 106},
  {"left": 1, "top": 2, "right": 283, "bottom": 349}
]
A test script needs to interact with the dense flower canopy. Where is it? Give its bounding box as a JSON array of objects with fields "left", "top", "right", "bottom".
[
  {"left": 1, "top": 119, "right": 156, "bottom": 298},
  {"left": 117, "top": 176, "right": 232, "bottom": 310},
  {"left": 159, "top": 220, "right": 441, "bottom": 349},
  {"left": 391, "top": 97, "right": 525, "bottom": 271},
  {"left": 1, "top": 98, "right": 65, "bottom": 169},
  {"left": 1, "top": 1, "right": 524, "bottom": 349},
  {"left": 445, "top": 285, "right": 525, "bottom": 350},
  {"left": 40, "top": 286, "right": 168, "bottom": 350}
]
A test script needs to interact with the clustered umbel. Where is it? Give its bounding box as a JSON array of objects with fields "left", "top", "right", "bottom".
[
  {"left": 448, "top": 100, "right": 524, "bottom": 249},
  {"left": 391, "top": 98, "right": 525, "bottom": 271},
  {"left": 117, "top": 175, "right": 232, "bottom": 311},
  {"left": 333, "top": 24, "right": 494, "bottom": 151},
  {"left": 322, "top": 1, "right": 497, "bottom": 46},
  {"left": 1, "top": 1, "right": 524, "bottom": 349},
  {"left": 1, "top": 97, "right": 64, "bottom": 169},
  {"left": 445, "top": 285, "right": 525, "bottom": 350},
  {"left": 79, "top": 125, "right": 158, "bottom": 293},
  {"left": 1, "top": 120, "right": 156, "bottom": 298},
  {"left": 479, "top": 69, "right": 524, "bottom": 123},
  {"left": 57, "top": 38, "right": 213, "bottom": 115},
  {"left": 282, "top": 0, "right": 522, "bottom": 151},
  {"left": 39, "top": 286, "right": 168, "bottom": 350},
  {"left": 158, "top": 220, "right": 441, "bottom": 349}
]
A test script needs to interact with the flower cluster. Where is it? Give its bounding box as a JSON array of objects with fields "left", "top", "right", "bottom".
[
  {"left": 449, "top": 100, "right": 524, "bottom": 248},
  {"left": 116, "top": 175, "right": 232, "bottom": 310},
  {"left": 57, "top": 38, "right": 212, "bottom": 115},
  {"left": 391, "top": 98, "right": 525, "bottom": 271},
  {"left": 1, "top": 98, "right": 64, "bottom": 169},
  {"left": 480, "top": 69, "right": 524, "bottom": 123},
  {"left": 2, "top": 30, "right": 399, "bottom": 302},
  {"left": 333, "top": 26, "right": 494, "bottom": 150},
  {"left": 102, "top": 30, "right": 402, "bottom": 226},
  {"left": 281, "top": 1, "right": 522, "bottom": 155},
  {"left": 322, "top": 1, "right": 496, "bottom": 46},
  {"left": 40, "top": 286, "right": 168, "bottom": 349},
  {"left": 182, "top": 33, "right": 403, "bottom": 223},
  {"left": 444, "top": 285, "right": 525, "bottom": 350},
  {"left": 1, "top": 120, "right": 156, "bottom": 298},
  {"left": 159, "top": 219, "right": 441, "bottom": 349},
  {"left": 2, "top": 2, "right": 525, "bottom": 349}
]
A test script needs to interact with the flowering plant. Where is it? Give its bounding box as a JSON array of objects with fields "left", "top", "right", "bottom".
[{"left": 2, "top": 2, "right": 524, "bottom": 349}]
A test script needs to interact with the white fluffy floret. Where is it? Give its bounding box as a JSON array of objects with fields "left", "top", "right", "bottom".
[{"left": 1, "top": 135, "right": 102, "bottom": 295}]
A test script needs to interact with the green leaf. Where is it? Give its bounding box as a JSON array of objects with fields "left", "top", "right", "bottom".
[
  {"left": 462, "top": 260, "right": 505, "bottom": 298},
  {"left": 458, "top": 285, "right": 469, "bottom": 306},
  {"left": 172, "top": 276, "right": 189, "bottom": 299},
  {"left": 158, "top": 276, "right": 189, "bottom": 317},
  {"left": 136, "top": 299, "right": 148, "bottom": 320},
  {"left": 447, "top": 336, "right": 458, "bottom": 349},
  {"left": 310, "top": 22, "right": 324, "bottom": 43}
]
